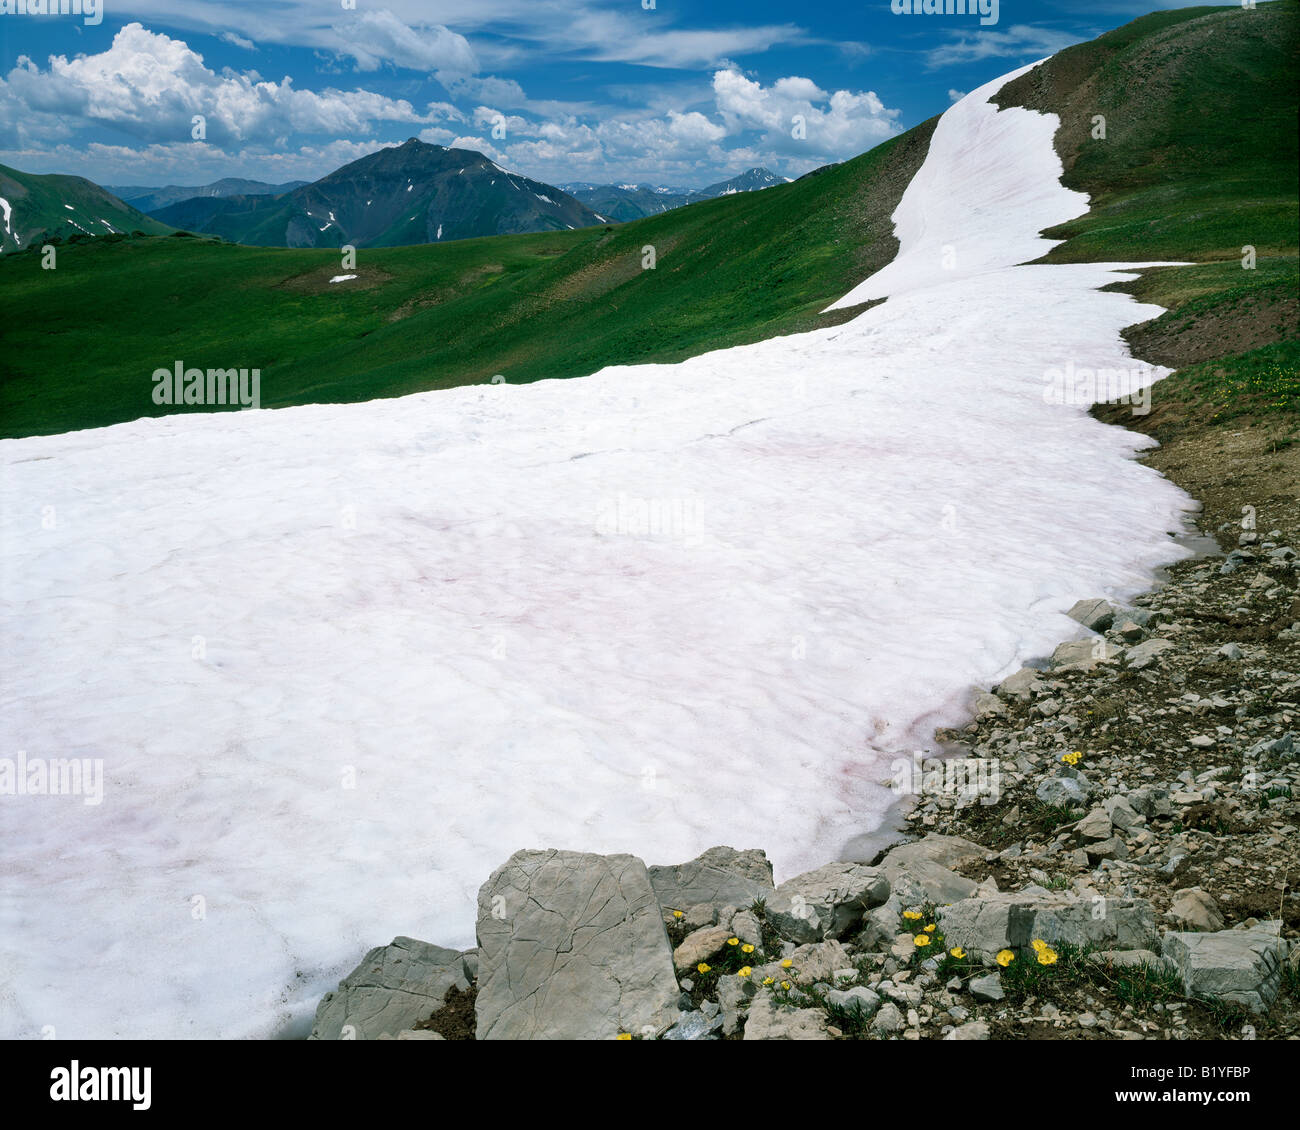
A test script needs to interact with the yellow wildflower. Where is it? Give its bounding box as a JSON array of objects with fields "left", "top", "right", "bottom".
[
  {"left": 781, "top": 959, "right": 793, "bottom": 968},
  {"left": 950, "top": 947, "right": 966, "bottom": 959},
  {"left": 741, "top": 944, "right": 755, "bottom": 954},
  {"left": 924, "top": 924, "right": 937, "bottom": 933},
  {"left": 616, "top": 1033, "right": 632, "bottom": 1041},
  {"left": 727, "top": 937, "right": 740, "bottom": 946},
  {"left": 697, "top": 963, "right": 711, "bottom": 974},
  {"left": 914, "top": 934, "right": 931, "bottom": 947},
  {"left": 738, "top": 966, "right": 753, "bottom": 978},
  {"left": 903, "top": 910, "right": 922, "bottom": 920},
  {"left": 996, "top": 949, "right": 1015, "bottom": 967}
]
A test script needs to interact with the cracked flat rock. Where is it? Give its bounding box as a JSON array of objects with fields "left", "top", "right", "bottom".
[
  {"left": 475, "top": 849, "right": 680, "bottom": 1040},
  {"left": 648, "top": 846, "right": 774, "bottom": 913},
  {"left": 936, "top": 890, "right": 1158, "bottom": 956},
  {"left": 309, "top": 936, "right": 472, "bottom": 1040}
]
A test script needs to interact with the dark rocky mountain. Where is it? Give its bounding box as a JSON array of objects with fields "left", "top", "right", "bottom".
[
  {"left": 697, "top": 167, "right": 788, "bottom": 197},
  {"left": 561, "top": 183, "right": 696, "bottom": 222},
  {"left": 149, "top": 140, "right": 603, "bottom": 248}
]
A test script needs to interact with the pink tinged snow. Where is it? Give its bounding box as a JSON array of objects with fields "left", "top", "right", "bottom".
[{"left": 0, "top": 64, "right": 1195, "bottom": 1039}]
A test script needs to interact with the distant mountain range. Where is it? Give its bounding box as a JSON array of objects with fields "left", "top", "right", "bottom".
[
  {"left": 146, "top": 139, "right": 603, "bottom": 248},
  {"left": 0, "top": 163, "right": 172, "bottom": 253},
  {"left": 560, "top": 167, "right": 789, "bottom": 221},
  {"left": 1, "top": 148, "right": 795, "bottom": 255},
  {"left": 106, "top": 179, "right": 310, "bottom": 214}
]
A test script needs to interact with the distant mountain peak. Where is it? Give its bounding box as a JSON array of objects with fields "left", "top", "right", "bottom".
[{"left": 145, "top": 141, "right": 600, "bottom": 248}]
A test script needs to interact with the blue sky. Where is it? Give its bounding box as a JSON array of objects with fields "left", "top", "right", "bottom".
[{"left": 0, "top": 0, "right": 1207, "bottom": 190}]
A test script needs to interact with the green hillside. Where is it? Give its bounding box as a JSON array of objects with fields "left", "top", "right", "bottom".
[
  {"left": 0, "top": 122, "right": 933, "bottom": 438},
  {"left": 1, "top": 1, "right": 1295, "bottom": 441},
  {"left": 0, "top": 164, "right": 173, "bottom": 254}
]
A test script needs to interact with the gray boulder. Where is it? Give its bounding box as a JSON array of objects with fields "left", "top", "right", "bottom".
[
  {"left": 880, "top": 856, "right": 978, "bottom": 907},
  {"left": 662, "top": 1010, "right": 724, "bottom": 1041},
  {"left": 1036, "top": 775, "right": 1092, "bottom": 807},
  {"left": 881, "top": 833, "right": 986, "bottom": 873},
  {"left": 826, "top": 985, "right": 881, "bottom": 1021},
  {"left": 1128, "top": 786, "right": 1172, "bottom": 819},
  {"left": 1074, "top": 808, "right": 1112, "bottom": 842},
  {"left": 1086, "top": 949, "right": 1165, "bottom": 970},
  {"left": 968, "top": 972, "right": 1004, "bottom": 1002},
  {"left": 1125, "top": 638, "right": 1176, "bottom": 670},
  {"left": 649, "top": 846, "right": 774, "bottom": 913},
  {"left": 1169, "top": 888, "right": 1225, "bottom": 932},
  {"left": 718, "top": 971, "right": 759, "bottom": 1035},
  {"left": 997, "top": 667, "right": 1044, "bottom": 701},
  {"left": 743, "top": 993, "right": 831, "bottom": 1040},
  {"left": 1162, "top": 923, "right": 1289, "bottom": 1014},
  {"left": 475, "top": 849, "right": 680, "bottom": 1040},
  {"left": 1103, "top": 794, "right": 1142, "bottom": 830},
  {"left": 937, "top": 890, "right": 1158, "bottom": 957},
  {"left": 728, "top": 908, "right": 765, "bottom": 951},
  {"left": 785, "top": 939, "right": 852, "bottom": 987},
  {"left": 860, "top": 895, "right": 905, "bottom": 952},
  {"left": 672, "top": 925, "right": 733, "bottom": 974},
  {"left": 309, "top": 936, "right": 472, "bottom": 1041},
  {"left": 1067, "top": 598, "right": 1117, "bottom": 633},
  {"left": 766, "top": 862, "right": 890, "bottom": 943},
  {"left": 871, "top": 1002, "right": 905, "bottom": 1035},
  {"left": 1051, "top": 639, "right": 1121, "bottom": 671}
]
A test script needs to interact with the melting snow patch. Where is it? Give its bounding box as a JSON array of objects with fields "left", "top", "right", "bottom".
[
  {"left": 0, "top": 61, "right": 1196, "bottom": 1040},
  {"left": 328, "top": 274, "right": 357, "bottom": 283}
]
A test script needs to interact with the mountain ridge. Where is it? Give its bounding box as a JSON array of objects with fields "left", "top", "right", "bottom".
[
  {"left": 108, "top": 178, "right": 310, "bottom": 214},
  {"left": 148, "top": 139, "right": 603, "bottom": 248},
  {"left": 0, "top": 164, "right": 173, "bottom": 253}
]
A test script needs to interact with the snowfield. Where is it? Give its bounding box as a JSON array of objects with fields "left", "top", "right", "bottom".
[{"left": 0, "top": 64, "right": 1195, "bottom": 1039}]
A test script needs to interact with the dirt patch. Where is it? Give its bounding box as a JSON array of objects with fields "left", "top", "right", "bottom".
[
  {"left": 276, "top": 265, "right": 394, "bottom": 295},
  {"left": 413, "top": 984, "right": 477, "bottom": 1040},
  {"left": 1123, "top": 285, "right": 1299, "bottom": 369}
]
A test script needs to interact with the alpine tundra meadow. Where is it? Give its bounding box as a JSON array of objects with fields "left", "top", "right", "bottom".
[{"left": 0, "top": 0, "right": 1297, "bottom": 1107}]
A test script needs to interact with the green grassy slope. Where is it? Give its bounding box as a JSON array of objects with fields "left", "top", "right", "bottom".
[
  {"left": 3, "top": 2, "right": 1293, "bottom": 441},
  {"left": 0, "top": 122, "right": 934, "bottom": 438},
  {"left": 994, "top": 0, "right": 1298, "bottom": 424},
  {"left": 0, "top": 163, "right": 174, "bottom": 253}
]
